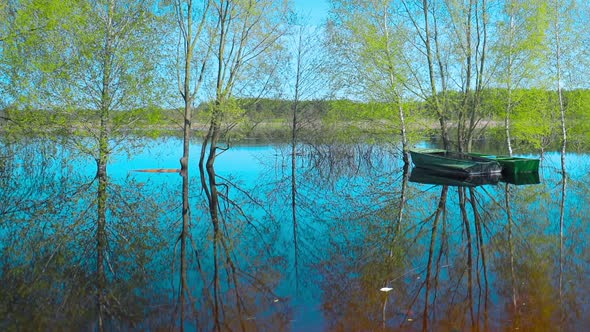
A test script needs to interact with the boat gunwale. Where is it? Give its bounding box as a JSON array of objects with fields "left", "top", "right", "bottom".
[
  {"left": 409, "top": 148, "right": 501, "bottom": 165},
  {"left": 467, "top": 152, "right": 540, "bottom": 162},
  {"left": 409, "top": 148, "right": 502, "bottom": 176},
  {"left": 466, "top": 152, "right": 540, "bottom": 174}
]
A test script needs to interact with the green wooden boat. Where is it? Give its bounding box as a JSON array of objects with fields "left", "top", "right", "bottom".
[
  {"left": 409, "top": 148, "right": 502, "bottom": 176},
  {"left": 468, "top": 153, "right": 540, "bottom": 175}
]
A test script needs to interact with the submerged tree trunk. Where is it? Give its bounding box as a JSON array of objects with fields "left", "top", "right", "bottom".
[
  {"left": 558, "top": 162, "right": 567, "bottom": 325},
  {"left": 458, "top": 187, "right": 475, "bottom": 329},
  {"left": 96, "top": 1, "right": 115, "bottom": 329},
  {"left": 197, "top": 109, "right": 224, "bottom": 330},
  {"left": 291, "top": 29, "right": 302, "bottom": 286},
  {"left": 291, "top": 121, "right": 299, "bottom": 287},
  {"left": 390, "top": 162, "right": 410, "bottom": 256},
  {"left": 178, "top": 10, "right": 192, "bottom": 330},
  {"left": 422, "top": 186, "right": 448, "bottom": 332},
  {"left": 96, "top": 137, "right": 108, "bottom": 332},
  {"left": 504, "top": 183, "right": 518, "bottom": 317},
  {"left": 469, "top": 188, "right": 489, "bottom": 328},
  {"left": 208, "top": 3, "right": 228, "bottom": 324},
  {"left": 174, "top": 1, "right": 211, "bottom": 329}
]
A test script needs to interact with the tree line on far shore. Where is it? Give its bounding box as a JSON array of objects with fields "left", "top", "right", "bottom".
[{"left": 3, "top": 87, "right": 589, "bottom": 152}]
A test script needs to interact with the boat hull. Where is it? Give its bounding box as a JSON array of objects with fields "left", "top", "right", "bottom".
[
  {"left": 468, "top": 153, "right": 540, "bottom": 175},
  {"left": 410, "top": 148, "right": 502, "bottom": 176},
  {"left": 494, "top": 157, "right": 539, "bottom": 174}
]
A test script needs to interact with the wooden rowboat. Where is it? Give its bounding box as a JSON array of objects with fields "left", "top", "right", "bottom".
[
  {"left": 468, "top": 153, "right": 539, "bottom": 175},
  {"left": 409, "top": 148, "right": 502, "bottom": 176}
]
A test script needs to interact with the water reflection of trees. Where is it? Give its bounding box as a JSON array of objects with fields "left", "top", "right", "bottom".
[
  {"left": 1, "top": 139, "right": 296, "bottom": 330},
  {"left": 310, "top": 154, "right": 590, "bottom": 331},
  {"left": 0, "top": 141, "right": 172, "bottom": 330},
  {"left": 169, "top": 155, "right": 292, "bottom": 331},
  {"left": 301, "top": 142, "right": 393, "bottom": 182},
  {"left": 3, "top": 136, "right": 590, "bottom": 330},
  {"left": 266, "top": 141, "right": 410, "bottom": 328},
  {"left": 316, "top": 184, "right": 488, "bottom": 330},
  {"left": 489, "top": 159, "right": 590, "bottom": 331}
]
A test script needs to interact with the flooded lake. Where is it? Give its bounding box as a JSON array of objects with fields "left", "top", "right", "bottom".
[{"left": 1, "top": 137, "right": 589, "bottom": 331}]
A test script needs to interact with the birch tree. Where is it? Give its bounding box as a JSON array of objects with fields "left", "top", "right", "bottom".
[
  {"left": 548, "top": 0, "right": 572, "bottom": 323},
  {"left": 494, "top": 0, "right": 548, "bottom": 155},
  {"left": 328, "top": 0, "right": 412, "bottom": 162}
]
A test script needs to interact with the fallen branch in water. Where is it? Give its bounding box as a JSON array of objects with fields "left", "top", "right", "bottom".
[{"left": 131, "top": 168, "right": 180, "bottom": 173}]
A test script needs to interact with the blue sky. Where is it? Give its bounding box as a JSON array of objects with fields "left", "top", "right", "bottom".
[{"left": 292, "top": 0, "right": 329, "bottom": 25}]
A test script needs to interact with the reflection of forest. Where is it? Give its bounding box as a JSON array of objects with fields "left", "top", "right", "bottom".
[
  {"left": 1, "top": 140, "right": 589, "bottom": 330},
  {"left": 0, "top": 141, "right": 292, "bottom": 330},
  {"left": 0, "top": 141, "right": 173, "bottom": 329},
  {"left": 309, "top": 145, "right": 590, "bottom": 331}
]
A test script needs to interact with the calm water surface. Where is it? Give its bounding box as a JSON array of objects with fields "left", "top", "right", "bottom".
[{"left": 1, "top": 137, "right": 589, "bottom": 331}]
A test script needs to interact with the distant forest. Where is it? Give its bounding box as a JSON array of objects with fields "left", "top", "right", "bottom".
[{"left": 3, "top": 87, "right": 590, "bottom": 150}]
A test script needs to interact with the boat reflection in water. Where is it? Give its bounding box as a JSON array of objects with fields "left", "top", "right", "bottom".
[
  {"left": 500, "top": 169, "right": 540, "bottom": 185},
  {"left": 409, "top": 167, "right": 501, "bottom": 187},
  {"left": 410, "top": 167, "right": 540, "bottom": 187}
]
